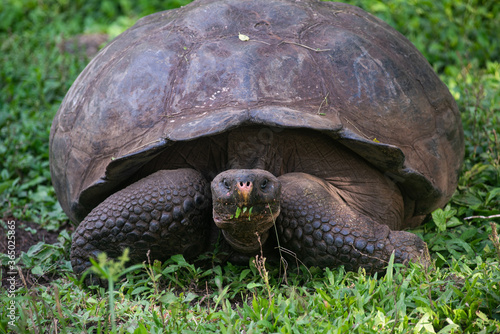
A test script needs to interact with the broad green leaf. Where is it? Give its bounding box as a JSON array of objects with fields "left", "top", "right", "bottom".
[
  {"left": 133, "top": 322, "right": 149, "bottom": 334},
  {"left": 459, "top": 227, "right": 478, "bottom": 241},
  {"left": 183, "top": 292, "right": 198, "bottom": 303},
  {"left": 131, "top": 286, "right": 150, "bottom": 295},
  {"left": 0, "top": 180, "right": 14, "bottom": 194},
  {"left": 476, "top": 310, "right": 489, "bottom": 322},
  {"left": 447, "top": 216, "right": 463, "bottom": 228},
  {"left": 247, "top": 282, "right": 263, "bottom": 289},
  {"left": 432, "top": 208, "right": 448, "bottom": 232},
  {"left": 446, "top": 238, "right": 475, "bottom": 257},
  {"left": 31, "top": 265, "right": 43, "bottom": 275},
  {"left": 485, "top": 187, "right": 500, "bottom": 205},
  {"left": 453, "top": 192, "right": 483, "bottom": 208},
  {"left": 159, "top": 292, "right": 178, "bottom": 304},
  {"left": 239, "top": 269, "right": 251, "bottom": 281}
]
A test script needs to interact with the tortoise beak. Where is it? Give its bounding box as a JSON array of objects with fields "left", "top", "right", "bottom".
[{"left": 236, "top": 180, "right": 253, "bottom": 205}]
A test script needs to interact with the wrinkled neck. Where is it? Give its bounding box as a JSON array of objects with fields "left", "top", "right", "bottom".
[{"left": 227, "top": 126, "right": 283, "bottom": 174}]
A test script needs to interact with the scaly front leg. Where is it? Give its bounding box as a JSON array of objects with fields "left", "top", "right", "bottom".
[
  {"left": 276, "top": 173, "right": 430, "bottom": 273},
  {"left": 71, "top": 169, "right": 212, "bottom": 285}
]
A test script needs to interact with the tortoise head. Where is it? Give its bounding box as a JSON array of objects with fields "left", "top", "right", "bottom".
[{"left": 211, "top": 169, "right": 281, "bottom": 253}]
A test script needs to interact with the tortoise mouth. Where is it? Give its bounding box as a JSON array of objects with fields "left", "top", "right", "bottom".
[
  {"left": 212, "top": 201, "right": 280, "bottom": 228},
  {"left": 212, "top": 201, "right": 281, "bottom": 253}
]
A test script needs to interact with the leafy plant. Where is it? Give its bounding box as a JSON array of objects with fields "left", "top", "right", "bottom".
[
  {"left": 87, "top": 249, "right": 143, "bottom": 333},
  {"left": 1, "top": 0, "right": 500, "bottom": 332}
]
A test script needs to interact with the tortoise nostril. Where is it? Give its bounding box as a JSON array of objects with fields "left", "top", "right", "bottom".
[{"left": 238, "top": 181, "right": 252, "bottom": 189}]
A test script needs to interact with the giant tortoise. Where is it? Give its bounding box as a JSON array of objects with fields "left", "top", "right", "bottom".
[{"left": 49, "top": 0, "right": 464, "bottom": 279}]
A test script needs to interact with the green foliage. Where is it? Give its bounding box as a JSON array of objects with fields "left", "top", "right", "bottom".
[
  {"left": 20, "top": 230, "right": 72, "bottom": 274},
  {"left": 87, "top": 249, "right": 143, "bottom": 333},
  {"left": 1, "top": 0, "right": 499, "bottom": 332},
  {"left": 2, "top": 254, "right": 500, "bottom": 332},
  {"left": 420, "top": 58, "right": 500, "bottom": 267},
  {"left": 349, "top": 0, "right": 500, "bottom": 71}
]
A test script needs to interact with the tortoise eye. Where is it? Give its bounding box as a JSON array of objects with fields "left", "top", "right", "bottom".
[
  {"left": 223, "top": 179, "right": 231, "bottom": 189},
  {"left": 260, "top": 179, "right": 268, "bottom": 190}
]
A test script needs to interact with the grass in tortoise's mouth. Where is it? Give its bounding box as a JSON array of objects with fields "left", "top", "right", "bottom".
[
  {"left": 213, "top": 201, "right": 279, "bottom": 227},
  {"left": 230, "top": 206, "right": 253, "bottom": 221}
]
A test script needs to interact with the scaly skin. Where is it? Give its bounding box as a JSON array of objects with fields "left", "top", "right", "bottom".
[
  {"left": 276, "top": 173, "right": 429, "bottom": 273},
  {"left": 71, "top": 168, "right": 429, "bottom": 284},
  {"left": 71, "top": 169, "right": 211, "bottom": 282}
]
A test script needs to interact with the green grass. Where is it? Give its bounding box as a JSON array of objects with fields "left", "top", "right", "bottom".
[{"left": 1, "top": 0, "right": 500, "bottom": 333}]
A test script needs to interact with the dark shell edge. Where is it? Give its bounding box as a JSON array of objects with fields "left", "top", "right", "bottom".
[{"left": 73, "top": 106, "right": 439, "bottom": 223}]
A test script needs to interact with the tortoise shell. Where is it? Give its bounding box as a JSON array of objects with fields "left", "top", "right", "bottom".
[{"left": 50, "top": 0, "right": 464, "bottom": 225}]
